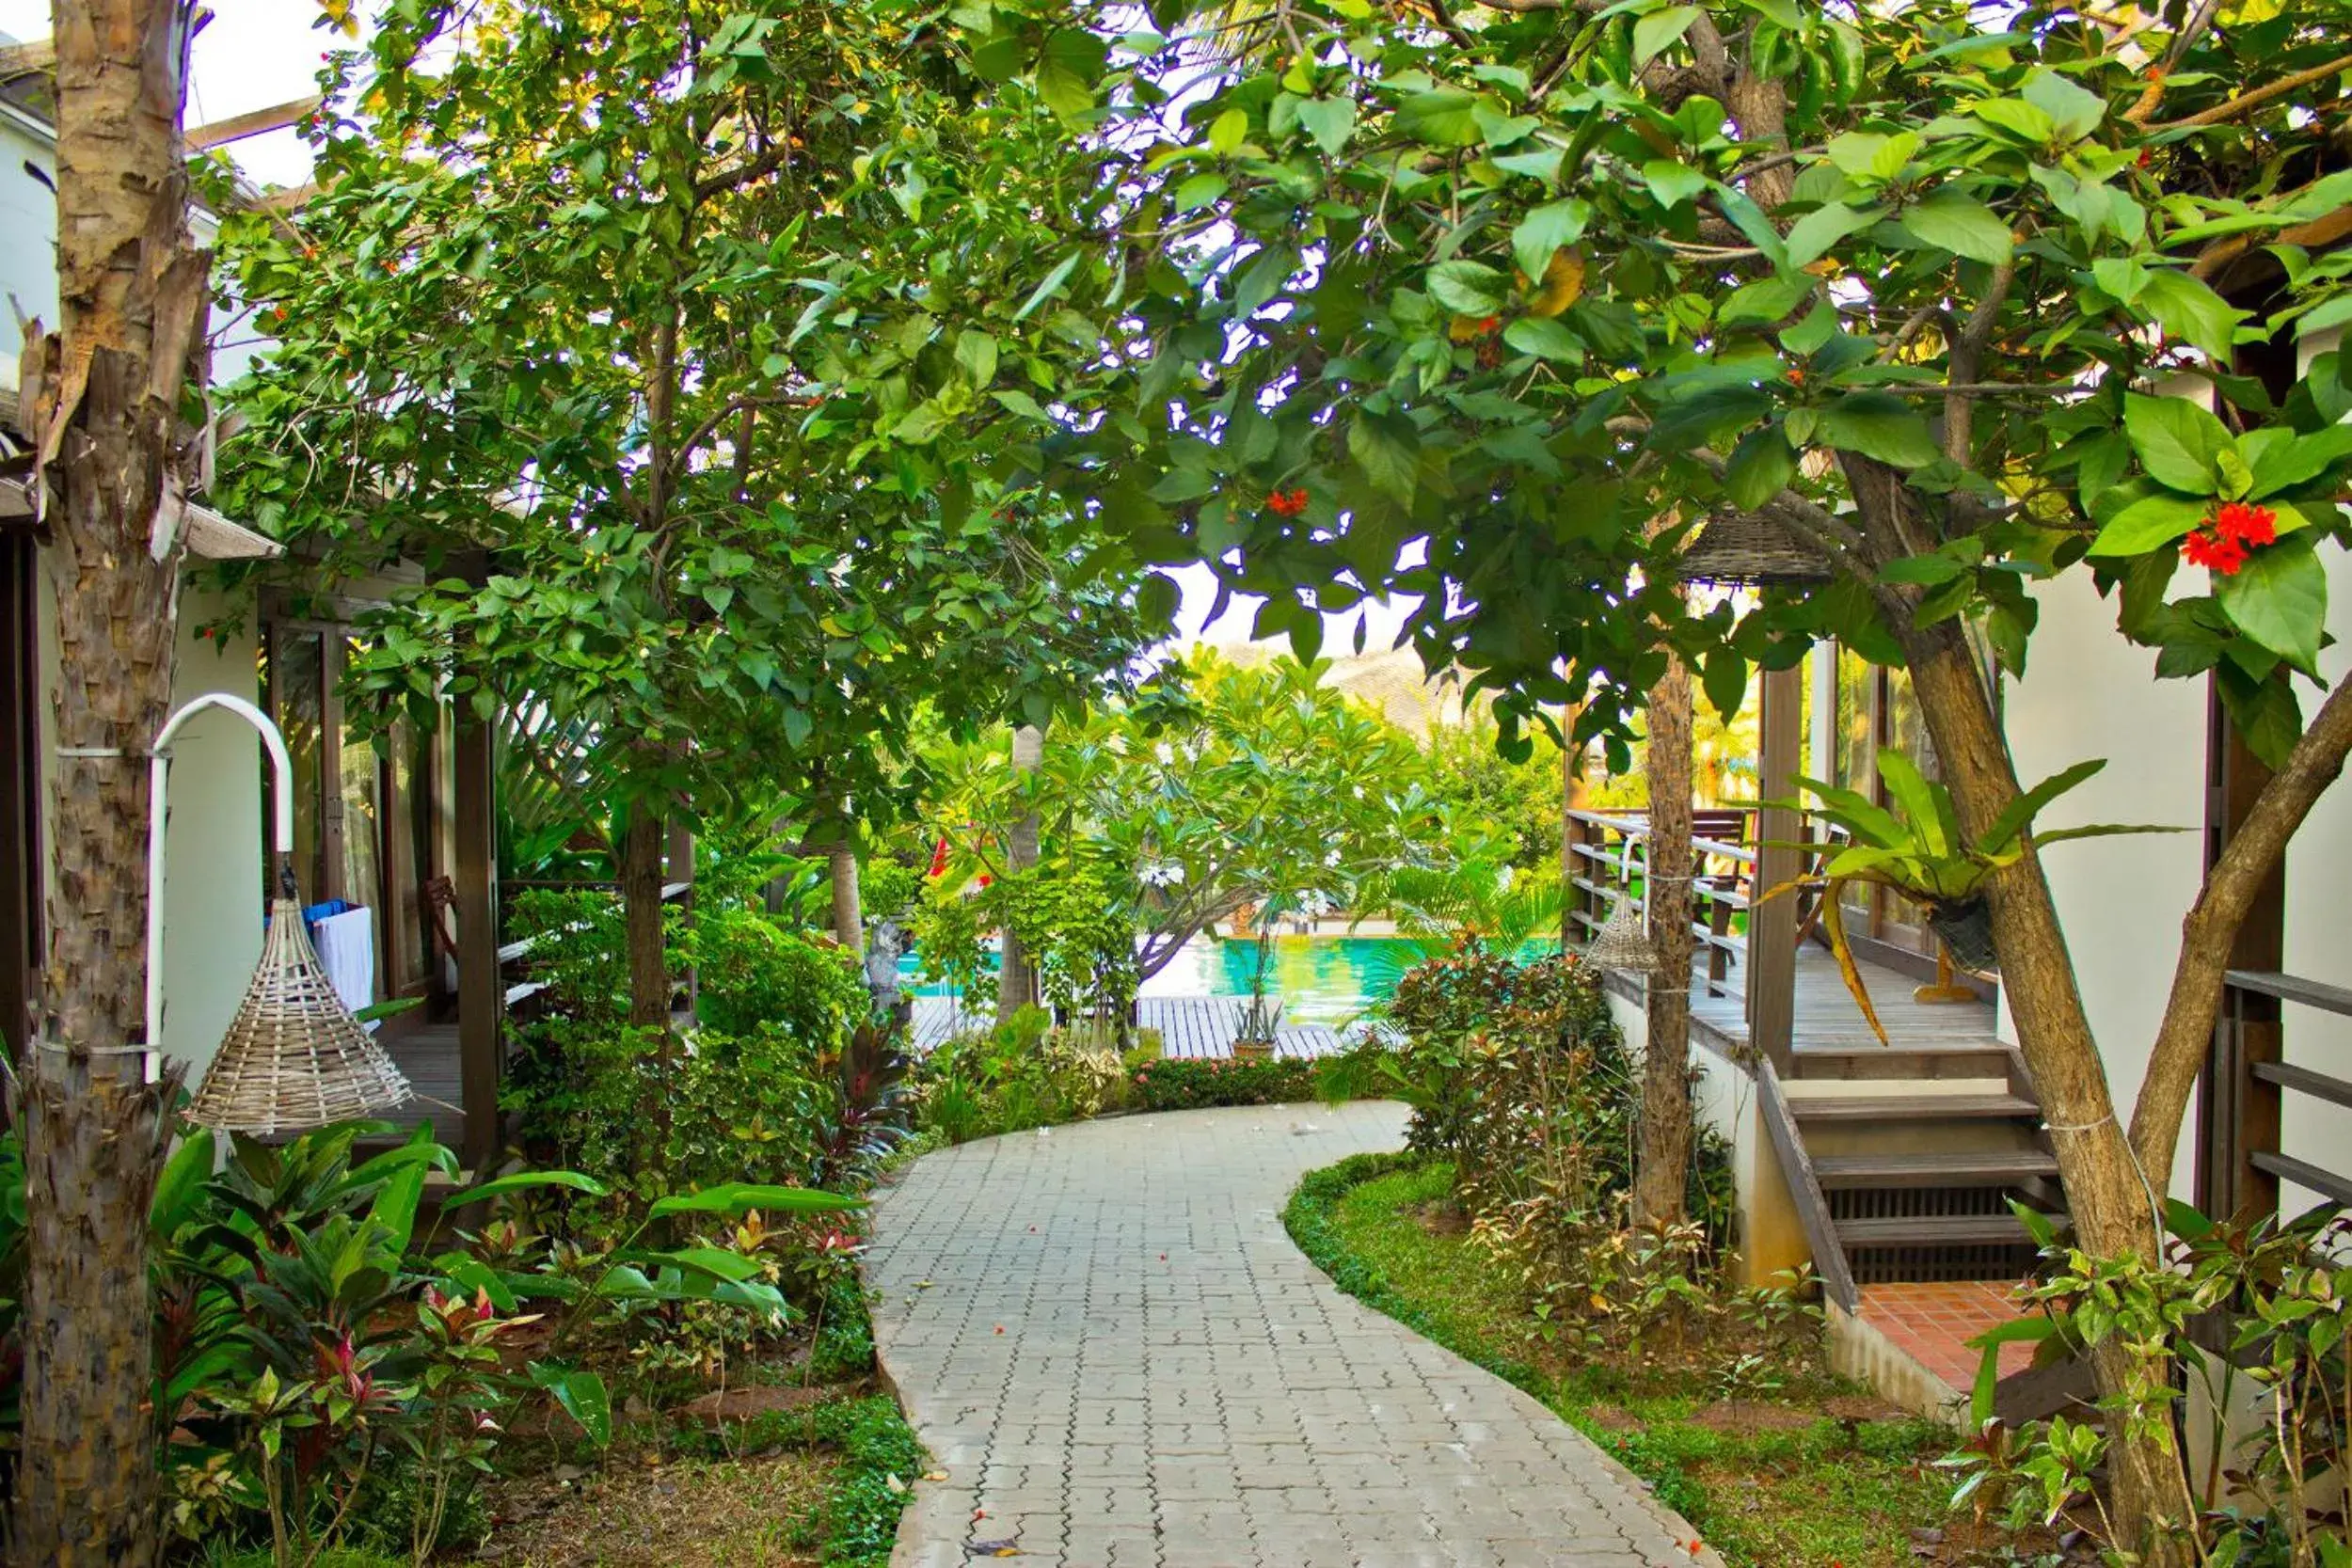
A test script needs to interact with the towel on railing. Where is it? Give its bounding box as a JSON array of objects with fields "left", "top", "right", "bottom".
[{"left": 310, "top": 907, "right": 376, "bottom": 1025}]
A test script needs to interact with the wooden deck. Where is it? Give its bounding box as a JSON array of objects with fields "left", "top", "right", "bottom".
[
  {"left": 909, "top": 995, "right": 1350, "bottom": 1059},
  {"left": 1622, "top": 942, "right": 2001, "bottom": 1059},
  {"left": 380, "top": 1023, "right": 467, "bottom": 1141}
]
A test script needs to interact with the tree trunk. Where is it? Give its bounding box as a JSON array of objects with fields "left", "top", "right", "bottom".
[
  {"left": 618, "top": 806, "right": 669, "bottom": 1030},
  {"left": 1897, "top": 617, "right": 2183, "bottom": 1556},
  {"left": 13, "top": 2, "right": 207, "bottom": 1560},
  {"left": 996, "top": 723, "right": 1044, "bottom": 1014},
  {"left": 829, "top": 837, "right": 862, "bottom": 958},
  {"left": 1633, "top": 655, "right": 1696, "bottom": 1228}
]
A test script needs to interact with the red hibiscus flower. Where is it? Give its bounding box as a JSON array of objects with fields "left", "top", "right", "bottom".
[{"left": 1265, "top": 487, "right": 1310, "bottom": 517}]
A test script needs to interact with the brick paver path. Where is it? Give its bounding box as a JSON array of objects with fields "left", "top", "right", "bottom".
[{"left": 865, "top": 1101, "right": 1719, "bottom": 1568}]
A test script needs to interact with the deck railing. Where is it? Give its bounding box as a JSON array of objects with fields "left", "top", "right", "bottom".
[
  {"left": 1562, "top": 807, "right": 1761, "bottom": 997},
  {"left": 2202, "top": 967, "right": 2352, "bottom": 1215}
]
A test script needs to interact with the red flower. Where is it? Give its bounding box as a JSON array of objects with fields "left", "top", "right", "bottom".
[
  {"left": 928, "top": 835, "right": 949, "bottom": 878},
  {"left": 1264, "top": 487, "right": 1310, "bottom": 517},
  {"left": 2213, "top": 500, "right": 2278, "bottom": 547},
  {"left": 2182, "top": 501, "right": 2278, "bottom": 577},
  {"left": 2183, "top": 529, "right": 2249, "bottom": 576}
]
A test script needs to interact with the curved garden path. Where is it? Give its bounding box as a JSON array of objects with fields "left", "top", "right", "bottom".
[{"left": 864, "top": 1101, "right": 1721, "bottom": 1568}]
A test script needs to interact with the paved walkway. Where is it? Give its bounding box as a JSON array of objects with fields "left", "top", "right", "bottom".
[{"left": 864, "top": 1101, "right": 1719, "bottom": 1567}]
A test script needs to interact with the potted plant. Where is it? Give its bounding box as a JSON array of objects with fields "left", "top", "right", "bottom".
[
  {"left": 1765, "top": 756, "right": 2171, "bottom": 1041},
  {"left": 1230, "top": 891, "right": 1286, "bottom": 1062}
]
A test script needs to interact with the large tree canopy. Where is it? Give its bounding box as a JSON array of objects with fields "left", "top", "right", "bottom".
[
  {"left": 1063, "top": 0, "right": 2352, "bottom": 765},
  {"left": 219, "top": 0, "right": 1159, "bottom": 824}
]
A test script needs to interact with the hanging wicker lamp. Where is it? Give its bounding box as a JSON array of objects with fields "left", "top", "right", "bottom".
[
  {"left": 1582, "top": 891, "right": 1662, "bottom": 976},
  {"left": 1674, "top": 510, "right": 1831, "bottom": 587},
  {"left": 152, "top": 694, "right": 412, "bottom": 1135},
  {"left": 185, "top": 879, "right": 414, "bottom": 1134}
]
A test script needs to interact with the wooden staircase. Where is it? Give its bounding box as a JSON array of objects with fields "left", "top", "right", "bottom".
[{"left": 1765, "top": 1040, "right": 2068, "bottom": 1304}]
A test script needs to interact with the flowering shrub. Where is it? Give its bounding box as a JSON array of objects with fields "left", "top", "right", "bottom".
[{"left": 1129, "top": 1054, "right": 1321, "bottom": 1111}]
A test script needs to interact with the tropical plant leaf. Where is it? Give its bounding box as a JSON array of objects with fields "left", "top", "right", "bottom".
[{"left": 1820, "top": 889, "right": 1890, "bottom": 1048}]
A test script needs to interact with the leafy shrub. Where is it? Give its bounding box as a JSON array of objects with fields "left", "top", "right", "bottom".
[
  {"left": 1328, "top": 942, "right": 1733, "bottom": 1328},
  {"left": 814, "top": 1395, "right": 927, "bottom": 1566},
  {"left": 859, "top": 858, "right": 922, "bottom": 924},
  {"left": 913, "top": 1007, "right": 1123, "bottom": 1143},
  {"left": 687, "top": 905, "right": 866, "bottom": 1043},
  {"left": 1950, "top": 1200, "right": 2351, "bottom": 1565},
  {"left": 1129, "top": 1055, "right": 1322, "bottom": 1111}
]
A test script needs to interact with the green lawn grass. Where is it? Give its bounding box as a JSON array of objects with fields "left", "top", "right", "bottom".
[{"left": 1286, "top": 1154, "right": 2024, "bottom": 1568}]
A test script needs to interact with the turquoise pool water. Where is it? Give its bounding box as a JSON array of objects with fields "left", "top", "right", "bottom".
[{"left": 898, "top": 933, "right": 1523, "bottom": 1023}]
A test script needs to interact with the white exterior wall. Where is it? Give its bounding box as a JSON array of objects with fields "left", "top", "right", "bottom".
[
  {"left": 2002, "top": 342, "right": 2352, "bottom": 1210},
  {"left": 157, "top": 602, "right": 265, "bottom": 1081},
  {"left": 1998, "top": 567, "right": 2209, "bottom": 1198}
]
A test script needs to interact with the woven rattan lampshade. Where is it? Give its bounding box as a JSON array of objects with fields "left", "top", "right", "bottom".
[
  {"left": 187, "top": 895, "right": 412, "bottom": 1134},
  {"left": 1674, "top": 511, "right": 1831, "bottom": 587},
  {"left": 1583, "top": 892, "right": 1662, "bottom": 975}
]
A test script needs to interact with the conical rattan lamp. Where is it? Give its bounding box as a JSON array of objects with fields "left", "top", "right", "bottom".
[
  {"left": 156, "top": 695, "right": 412, "bottom": 1133},
  {"left": 1582, "top": 890, "right": 1662, "bottom": 976},
  {"left": 1673, "top": 510, "right": 1831, "bottom": 588}
]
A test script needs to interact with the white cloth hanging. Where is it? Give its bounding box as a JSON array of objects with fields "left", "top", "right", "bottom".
[{"left": 310, "top": 907, "right": 376, "bottom": 1024}]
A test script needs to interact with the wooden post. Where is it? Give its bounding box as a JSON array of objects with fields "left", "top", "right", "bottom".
[
  {"left": 453, "top": 712, "right": 501, "bottom": 1173},
  {"left": 2195, "top": 687, "right": 2284, "bottom": 1222},
  {"left": 1748, "top": 662, "right": 1801, "bottom": 1075}
]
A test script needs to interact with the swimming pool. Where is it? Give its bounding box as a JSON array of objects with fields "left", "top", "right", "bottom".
[{"left": 897, "top": 933, "right": 1519, "bottom": 1024}]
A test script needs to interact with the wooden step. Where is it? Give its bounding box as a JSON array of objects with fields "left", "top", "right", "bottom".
[
  {"left": 1788, "top": 1092, "right": 2040, "bottom": 1123},
  {"left": 1790, "top": 1042, "right": 2014, "bottom": 1082},
  {"left": 1835, "top": 1211, "right": 2062, "bottom": 1247},
  {"left": 1812, "top": 1150, "right": 2060, "bottom": 1189}
]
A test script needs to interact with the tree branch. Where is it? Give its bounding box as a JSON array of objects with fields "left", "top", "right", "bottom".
[
  {"left": 2150, "top": 50, "right": 2352, "bottom": 131},
  {"left": 2129, "top": 672, "right": 2352, "bottom": 1196}
]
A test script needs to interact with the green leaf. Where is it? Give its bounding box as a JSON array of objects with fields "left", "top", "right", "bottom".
[
  {"left": 2023, "top": 70, "right": 2107, "bottom": 142},
  {"left": 646, "top": 1182, "right": 863, "bottom": 1220},
  {"left": 2141, "top": 271, "right": 2245, "bottom": 363},
  {"left": 1348, "top": 412, "right": 1422, "bottom": 502},
  {"left": 1723, "top": 423, "right": 1796, "bottom": 509},
  {"left": 453, "top": 1168, "right": 611, "bottom": 1207},
  {"left": 1785, "top": 201, "right": 1882, "bottom": 268},
  {"left": 151, "top": 1129, "right": 218, "bottom": 1237},
  {"left": 2249, "top": 422, "right": 2352, "bottom": 499},
  {"left": 2123, "top": 392, "right": 2232, "bottom": 495},
  {"left": 1395, "top": 89, "right": 1482, "bottom": 147},
  {"left": 1013, "top": 252, "right": 1082, "bottom": 324},
  {"left": 1502, "top": 316, "right": 1580, "bottom": 361},
  {"left": 1641, "top": 161, "right": 1708, "bottom": 210},
  {"left": 641, "top": 1245, "right": 765, "bottom": 1283},
  {"left": 1718, "top": 274, "right": 1812, "bottom": 326},
  {"left": 1511, "top": 199, "right": 1591, "bottom": 280},
  {"left": 1233, "top": 245, "right": 1298, "bottom": 317},
  {"left": 954, "top": 329, "right": 999, "bottom": 388},
  {"left": 2217, "top": 536, "right": 2327, "bottom": 673},
  {"left": 2087, "top": 492, "right": 2210, "bottom": 557},
  {"left": 1816, "top": 393, "right": 1941, "bottom": 467},
  {"left": 1877, "top": 752, "right": 1955, "bottom": 856},
  {"left": 1492, "top": 146, "right": 1565, "bottom": 183},
  {"left": 1967, "top": 96, "right": 2056, "bottom": 144},
  {"left": 1426, "top": 259, "right": 1508, "bottom": 316},
  {"left": 1978, "top": 759, "right": 2105, "bottom": 855},
  {"left": 1823, "top": 130, "right": 1920, "bottom": 184},
  {"left": 530, "top": 1364, "right": 612, "bottom": 1448},
  {"left": 1208, "top": 108, "right": 1248, "bottom": 155},
  {"left": 1632, "top": 6, "right": 1700, "bottom": 66},
  {"left": 1296, "top": 96, "right": 1357, "bottom": 157},
  {"left": 1899, "top": 188, "right": 2013, "bottom": 264}
]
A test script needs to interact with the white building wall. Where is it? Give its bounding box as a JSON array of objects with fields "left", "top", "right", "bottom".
[
  {"left": 1998, "top": 569, "right": 2210, "bottom": 1198},
  {"left": 158, "top": 600, "right": 264, "bottom": 1082},
  {"left": 2003, "top": 341, "right": 2352, "bottom": 1210}
]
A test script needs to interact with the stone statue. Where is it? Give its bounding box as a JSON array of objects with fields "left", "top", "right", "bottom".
[{"left": 864, "top": 917, "right": 907, "bottom": 1008}]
